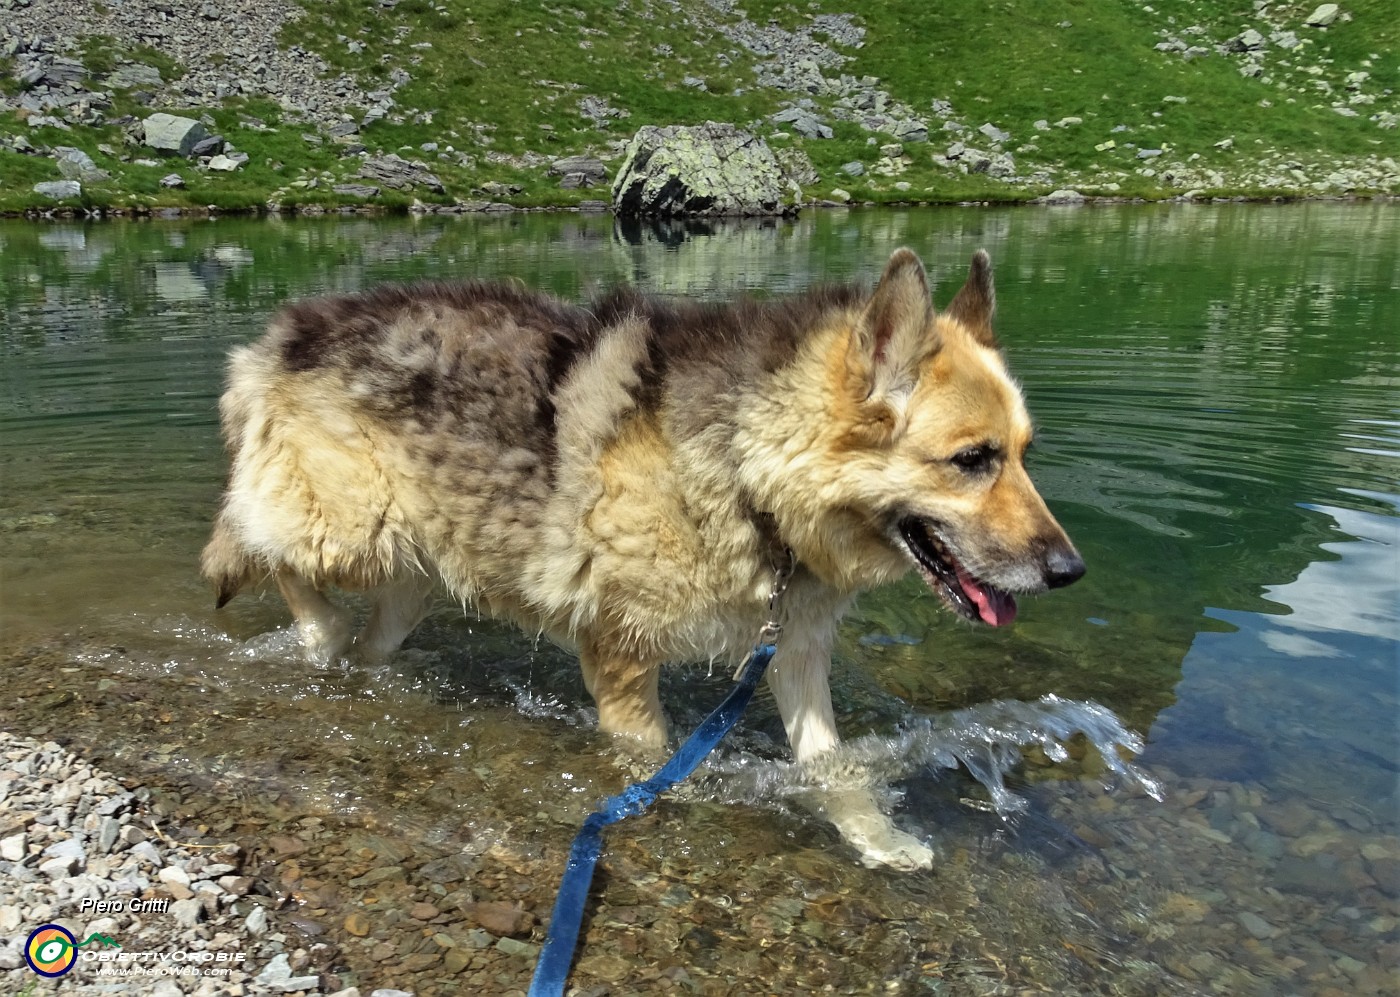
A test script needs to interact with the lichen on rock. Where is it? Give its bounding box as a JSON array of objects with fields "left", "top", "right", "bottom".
[{"left": 611, "top": 122, "right": 800, "bottom": 217}]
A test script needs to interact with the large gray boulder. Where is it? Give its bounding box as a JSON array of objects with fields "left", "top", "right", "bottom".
[
  {"left": 143, "top": 113, "right": 209, "bottom": 157},
  {"left": 611, "top": 122, "right": 799, "bottom": 217}
]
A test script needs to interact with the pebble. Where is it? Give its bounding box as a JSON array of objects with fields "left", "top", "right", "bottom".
[
  {"left": 1238, "top": 911, "right": 1276, "bottom": 939},
  {"left": 495, "top": 936, "right": 540, "bottom": 959},
  {"left": 246, "top": 904, "right": 270, "bottom": 934},
  {"left": 171, "top": 897, "right": 203, "bottom": 928}
]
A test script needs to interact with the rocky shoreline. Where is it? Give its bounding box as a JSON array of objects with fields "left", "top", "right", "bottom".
[
  {"left": 2, "top": 0, "right": 1395, "bottom": 217},
  {"left": 0, "top": 730, "right": 388, "bottom": 996}
]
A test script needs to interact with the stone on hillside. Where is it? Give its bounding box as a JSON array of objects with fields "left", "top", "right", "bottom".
[
  {"left": 33, "top": 180, "right": 81, "bottom": 200},
  {"left": 105, "top": 64, "right": 163, "bottom": 90},
  {"left": 1229, "top": 29, "right": 1267, "bottom": 51},
  {"left": 1039, "top": 189, "right": 1086, "bottom": 204},
  {"left": 774, "top": 146, "right": 819, "bottom": 186},
  {"left": 37, "top": 57, "right": 87, "bottom": 87},
  {"left": 54, "top": 147, "right": 109, "bottom": 183},
  {"left": 547, "top": 156, "right": 609, "bottom": 184},
  {"left": 190, "top": 135, "right": 225, "bottom": 157},
  {"left": 611, "top": 122, "right": 798, "bottom": 217},
  {"left": 1304, "top": 4, "right": 1340, "bottom": 27},
  {"left": 359, "top": 154, "right": 445, "bottom": 193},
  {"left": 143, "top": 113, "right": 209, "bottom": 156},
  {"left": 890, "top": 119, "right": 928, "bottom": 142},
  {"left": 962, "top": 148, "right": 993, "bottom": 173},
  {"left": 160, "top": 173, "right": 185, "bottom": 188},
  {"left": 333, "top": 183, "right": 381, "bottom": 198},
  {"left": 978, "top": 122, "right": 1010, "bottom": 144},
  {"left": 986, "top": 152, "right": 1016, "bottom": 177},
  {"left": 328, "top": 121, "right": 361, "bottom": 142},
  {"left": 839, "top": 160, "right": 865, "bottom": 176},
  {"left": 206, "top": 153, "right": 244, "bottom": 171},
  {"left": 771, "top": 106, "right": 832, "bottom": 139}
]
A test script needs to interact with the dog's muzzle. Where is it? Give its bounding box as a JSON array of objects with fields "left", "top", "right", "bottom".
[{"left": 896, "top": 517, "right": 1019, "bottom": 626}]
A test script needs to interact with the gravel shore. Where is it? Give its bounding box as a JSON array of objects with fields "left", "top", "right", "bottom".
[{"left": 0, "top": 730, "right": 399, "bottom": 997}]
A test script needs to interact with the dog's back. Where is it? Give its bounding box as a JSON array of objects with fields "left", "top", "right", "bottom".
[{"left": 203, "top": 282, "right": 598, "bottom": 612}]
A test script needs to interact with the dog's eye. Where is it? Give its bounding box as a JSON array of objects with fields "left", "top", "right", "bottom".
[{"left": 950, "top": 446, "right": 996, "bottom": 472}]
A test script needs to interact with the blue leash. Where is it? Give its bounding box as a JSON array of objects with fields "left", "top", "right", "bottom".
[{"left": 528, "top": 643, "right": 776, "bottom": 997}]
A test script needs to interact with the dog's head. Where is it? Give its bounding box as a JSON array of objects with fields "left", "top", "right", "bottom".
[{"left": 779, "top": 247, "right": 1084, "bottom": 625}]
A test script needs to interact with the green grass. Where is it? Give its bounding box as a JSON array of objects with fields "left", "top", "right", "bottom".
[{"left": 1, "top": 0, "right": 1395, "bottom": 213}]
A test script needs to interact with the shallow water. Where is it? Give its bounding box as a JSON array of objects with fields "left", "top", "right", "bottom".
[{"left": 1, "top": 205, "right": 1397, "bottom": 996}]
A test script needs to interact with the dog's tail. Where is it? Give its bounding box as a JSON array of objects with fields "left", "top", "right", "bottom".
[{"left": 201, "top": 509, "right": 256, "bottom": 608}]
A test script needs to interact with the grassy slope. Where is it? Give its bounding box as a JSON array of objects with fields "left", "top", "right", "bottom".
[{"left": 1, "top": 0, "right": 1394, "bottom": 211}]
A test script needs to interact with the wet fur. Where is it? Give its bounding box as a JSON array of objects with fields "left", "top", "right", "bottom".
[{"left": 203, "top": 248, "right": 1081, "bottom": 870}]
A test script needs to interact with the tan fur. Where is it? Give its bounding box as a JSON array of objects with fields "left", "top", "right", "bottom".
[{"left": 203, "top": 249, "right": 1083, "bottom": 869}]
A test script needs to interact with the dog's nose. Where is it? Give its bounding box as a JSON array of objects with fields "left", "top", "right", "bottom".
[{"left": 1044, "top": 548, "right": 1086, "bottom": 589}]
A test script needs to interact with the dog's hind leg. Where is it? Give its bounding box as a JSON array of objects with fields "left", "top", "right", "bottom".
[
  {"left": 354, "top": 573, "right": 435, "bottom": 664},
  {"left": 579, "top": 637, "right": 667, "bottom": 749},
  {"left": 276, "top": 568, "right": 353, "bottom": 666}
]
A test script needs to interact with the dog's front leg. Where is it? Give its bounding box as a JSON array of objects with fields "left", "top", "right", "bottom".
[{"left": 766, "top": 606, "right": 934, "bottom": 871}]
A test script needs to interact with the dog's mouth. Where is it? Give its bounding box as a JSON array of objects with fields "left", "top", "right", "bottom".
[{"left": 897, "top": 518, "right": 1017, "bottom": 627}]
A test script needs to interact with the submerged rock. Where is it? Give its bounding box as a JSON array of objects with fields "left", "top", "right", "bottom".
[{"left": 611, "top": 122, "right": 799, "bottom": 217}]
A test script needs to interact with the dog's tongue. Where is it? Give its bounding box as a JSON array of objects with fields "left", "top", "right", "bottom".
[{"left": 956, "top": 565, "right": 1017, "bottom": 626}]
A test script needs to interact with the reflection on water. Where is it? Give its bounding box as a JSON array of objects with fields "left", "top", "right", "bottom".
[{"left": 1, "top": 205, "right": 1397, "bottom": 996}]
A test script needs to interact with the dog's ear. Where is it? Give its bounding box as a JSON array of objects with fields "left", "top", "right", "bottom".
[
  {"left": 849, "top": 247, "right": 936, "bottom": 398},
  {"left": 945, "top": 249, "right": 997, "bottom": 347}
]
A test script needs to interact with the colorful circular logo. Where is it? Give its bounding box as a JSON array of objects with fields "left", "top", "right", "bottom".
[{"left": 25, "top": 924, "right": 78, "bottom": 977}]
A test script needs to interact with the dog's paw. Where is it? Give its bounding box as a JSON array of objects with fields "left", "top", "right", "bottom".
[
  {"left": 299, "top": 621, "right": 352, "bottom": 667},
  {"left": 854, "top": 826, "right": 934, "bottom": 871},
  {"left": 812, "top": 789, "right": 934, "bottom": 872}
]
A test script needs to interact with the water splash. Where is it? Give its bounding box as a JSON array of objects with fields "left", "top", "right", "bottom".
[{"left": 707, "top": 695, "right": 1163, "bottom": 816}]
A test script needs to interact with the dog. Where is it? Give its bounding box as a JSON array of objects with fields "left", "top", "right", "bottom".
[{"left": 202, "top": 247, "right": 1084, "bottom": 869}]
